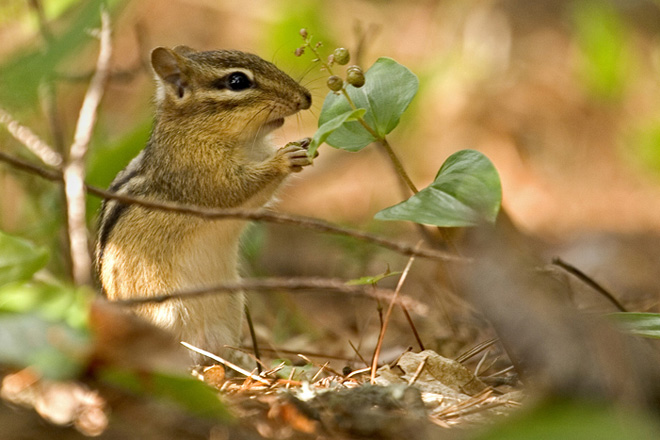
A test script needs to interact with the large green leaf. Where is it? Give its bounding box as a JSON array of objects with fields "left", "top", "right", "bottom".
[
  {"left": 609, "top": 313, "right": 660, "bottom": 339},
  {"left": 375, "top": 150, "right": 502, "bottom": 227},
  {"left": 0, "top": 231, "right": 49, "bottom": 286},
  {"left": 317, "top": 57, "right": 418, "bottom": 151}
]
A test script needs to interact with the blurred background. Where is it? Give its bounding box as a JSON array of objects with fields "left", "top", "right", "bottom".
[{"left": 1, "top": 0, "right": 660, "bottom": 365}]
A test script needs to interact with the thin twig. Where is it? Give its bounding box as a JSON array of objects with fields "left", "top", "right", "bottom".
[
  {"left": 244, "top": 304, "right": 262, "bottom": 373},
  {"left": 28, "top": 0, "right": 67, "bottom": 155},
  {"left": 111, "top": 277, "right": 427, "bottom": 315},
  {"left": 0, "top": 107, "right": 62, "bottom": 167},
  {"left": 348, "top": 339, "right": 370, "bottom": 368},
  {"left": 482, "top": 365, "right": 515, "bottom": 379},
  {"left": 370, "top": 243, "right": 420, "bottom": 383},
  {"left": 180, "top": 342, "right": 271, "bottom": 385},
  {"left": 455, "top": 338, "right": 499, "bottom": 364},
  {"left": 0, "top": 150, "right": 466, "bottom": 263},
  {"left": 408, "top": 355, "right": 428, "bottom": 386},
  {"left": 474, "top": 349, "right": 491, "bottom": 377},
  {"left": 298, "top": 354, "right": 343, "bottom": 378},
  {"left": 552, "top": 257, "right": 627, "bottom": 312},
  {"left": 63, "top": 7, "right": 112, "bottom": 285},
  {"left": 400, "top": 303, "right": 424, "bottom": 351},
  {"left": 251, "top": 347, "right": 354, "bottom": 363}
]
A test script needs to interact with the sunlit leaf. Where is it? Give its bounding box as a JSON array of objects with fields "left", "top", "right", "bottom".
[
  {"left": 609, "top": 313, "right": 660, "bottom": 339},
  {"left": 0, "top": 230, "right": 49, "bottom": 286},
  {"left": 308, "top": 108, "right": 365, "bottom": 157},
  {"left": 375, "top": 150, "right": 502, "bottom": 227},
  {"left": 318, "top": 57, "right": 418, "bottom": 151}
]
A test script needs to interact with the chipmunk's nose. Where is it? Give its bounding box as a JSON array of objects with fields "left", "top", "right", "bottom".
[{"left": 298, "top": 89, "right": 312, "bottom": 110}]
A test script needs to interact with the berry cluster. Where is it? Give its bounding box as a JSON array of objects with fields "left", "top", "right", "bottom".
[{"left": 295, "top": 29, "right": 366, "bottom": 92}]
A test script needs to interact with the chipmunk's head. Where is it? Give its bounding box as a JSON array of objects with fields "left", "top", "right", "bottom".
[{"left": 151, "top": 46, "right": 311, "bottom": 141}]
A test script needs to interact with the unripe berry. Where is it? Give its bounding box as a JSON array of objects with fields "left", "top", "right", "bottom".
[
  {"left": 327, "top": 75, "right": 344, "bottom": 92},
  {"left": 346, "top": 65, "right": 365, "bottom": 88},
  {"left": 333, "top": 48, "right": 350, "bottom": 65},
  {"left": 300, "top": 28, "right": 308, "bottom": 39}
]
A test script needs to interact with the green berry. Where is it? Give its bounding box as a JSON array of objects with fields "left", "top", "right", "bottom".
[
  {"left": 327, "top": 75, "right": 344, "bottom": 92},
  {"left": 333, "top": 48, "right": 350, "bottom": 65},
  {"left": 346, "top": 66, "right": 365, "bottom": 88}
]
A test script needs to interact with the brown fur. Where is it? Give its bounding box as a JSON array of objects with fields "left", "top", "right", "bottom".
[{"left": 96, "top": 46, "right": 312, "bottom": 364}]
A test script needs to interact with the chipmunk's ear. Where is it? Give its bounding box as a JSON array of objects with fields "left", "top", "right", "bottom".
[
  {"left": 172, "top": 45, "right": 196, "bottom": 56},
  {"left": 151, "top": 47, "right": 190, "bottom": 99}
]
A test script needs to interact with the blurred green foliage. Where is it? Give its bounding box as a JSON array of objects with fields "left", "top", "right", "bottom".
[
  {"left": 100, "top": 368, "right": 232, "bottom": 421},
  {"left": 260, "top": 0, "right": 335, "bottom": 73},
  {"left": 0, "top": 1, "right": 109, "bottom": 110},
  {"left": 0, "top": 230, "right": 92, "bottom": 379},
  {"left": 572, "top": 0, "right": 632, "bottom": 101},
  {"left": 474, "top": 399, "right": 660, "bottom": 440}
]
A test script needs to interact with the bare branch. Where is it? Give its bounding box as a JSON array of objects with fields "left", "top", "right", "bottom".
[
  {"left": 111, "top": 277, "right": 428, "bottom": 316},
  {"left": 63, "top": 7, "right": 112, "bottom": 286},
  {"left": 0, "top": 150, "right": 467, "bottom": 263},
  {"left": 0, "top": 106, "right": 62, "bottom": 167}
]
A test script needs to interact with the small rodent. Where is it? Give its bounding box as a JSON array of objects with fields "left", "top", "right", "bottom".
[{"left": 95, "top": 45, "right": 313, "bottom": 364}]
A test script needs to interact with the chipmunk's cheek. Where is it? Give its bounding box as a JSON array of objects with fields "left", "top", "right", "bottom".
[{"left": 263, "top": 117, "right": 285, "bottom": 131}]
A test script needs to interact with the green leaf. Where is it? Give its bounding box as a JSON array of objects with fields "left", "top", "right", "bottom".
[
  {"left": 375, "top": 150, "right": 502, "bottom": 227},
  {"left": 0, "top": 313, "right": 89, "bottom": 380},
  {"left": 346, "top": 271, "right": 401, "bottom": 286},
  {"left": 308, "top": 108, "right": 366, "bottom": 157},
  {"left": 0, "top": 231, "right": 49, "bottom": 286},
  {"left": 609, "top": 313, "right": 660, "bottom": 339},
  {"left": 101, "top": 368, "right": 232, "bottom": 421},
  {"left": 318, "top": 57, "right": 418, "bottom": 151},
  {"left": 0, "top": 282, "right": 92, "bottom": 329},
  {"left": 476, "top": 399, "right": 660, "bottom": 440}
]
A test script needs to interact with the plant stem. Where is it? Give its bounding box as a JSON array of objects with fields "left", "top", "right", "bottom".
[
  {"left": 378, "top": 138, "right": 418, "bottom": 194},
  {"left": 338, "top": 89, "right": 419, "bottom": 195}
]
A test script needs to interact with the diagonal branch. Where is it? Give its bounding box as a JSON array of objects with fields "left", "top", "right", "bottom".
[
  {"left": 0, "top": 149, "right": 465, "bottom": 263},
  {"left": 0, "top": 106, "right": 62, "bottom": 167},
  {"left": 63, "top": 7, "right": 112, "bottom": 286},
  {"left": 0, "top": 150, "right": 467, "bottom": 263}
]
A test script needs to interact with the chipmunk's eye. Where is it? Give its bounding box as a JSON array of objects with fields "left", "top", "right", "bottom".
[{"left": 226, "top": 72, "right": 252, "bottom": 91}]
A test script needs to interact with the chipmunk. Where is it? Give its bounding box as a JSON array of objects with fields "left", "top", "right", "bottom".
[{"left": 95, "top": 46, "right": 313, "bottom": 364}]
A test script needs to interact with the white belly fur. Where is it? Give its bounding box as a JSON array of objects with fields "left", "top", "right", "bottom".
[{"left": 102, "top": 211, "right": 248, "bottom": 364}]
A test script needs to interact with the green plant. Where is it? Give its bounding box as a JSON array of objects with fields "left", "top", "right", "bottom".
[{"left": 297, "top": 31, "right": 502, "bottom": 229}]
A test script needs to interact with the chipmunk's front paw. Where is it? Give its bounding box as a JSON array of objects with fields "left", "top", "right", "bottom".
[{"left": 278, "top": 137, "right": 314, "bottom": 173}]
